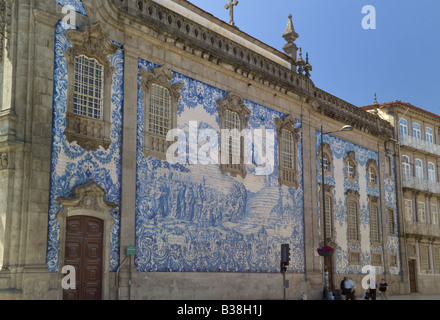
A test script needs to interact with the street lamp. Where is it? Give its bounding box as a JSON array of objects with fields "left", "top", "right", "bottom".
[{"left": 320, "top": 124, "right": 353, "bottom": 300}]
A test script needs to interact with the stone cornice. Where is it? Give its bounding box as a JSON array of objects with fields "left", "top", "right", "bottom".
[{"left": 111, "top": 0, "right": 393, "bottom": 139}]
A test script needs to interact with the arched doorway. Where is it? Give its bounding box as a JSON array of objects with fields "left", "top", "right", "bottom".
[{"left": 63, "top": 216, "right": 104, "bottom": 300}]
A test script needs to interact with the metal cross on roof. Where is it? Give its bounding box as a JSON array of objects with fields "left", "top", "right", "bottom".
[{"left": 225, "top": 0, "right": 239, "bottom": 27}]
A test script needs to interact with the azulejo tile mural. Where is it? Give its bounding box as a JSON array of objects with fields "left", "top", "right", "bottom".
[
  {"left": 135, "top": 58, "right": 305, "bottom": 273},
  {"left": 55, "top": 0, "right": 87, "bottom": 16},
  {"left": 47, "top": 20, "right": 124, "bottom": 272},
  {"left": 316, "top": 131, "right": 401, "bottom": 275}
]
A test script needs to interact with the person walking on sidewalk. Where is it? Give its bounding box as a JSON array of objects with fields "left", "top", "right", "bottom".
[
  {"left": 378, "top": 278, "right": 389, "bottom": 300},
  {"left": 344, "top": 277, "right": 356, "bottom": 300}
]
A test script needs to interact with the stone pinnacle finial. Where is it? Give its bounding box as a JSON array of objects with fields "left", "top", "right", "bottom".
[
  {"left": 282, "top": 14, "right": 300, "bottom": 66},
  {"left": 373, "top": 93, "right": 379, "bottom": 105},
  {"left": 282, "top": 14, "right": 299, "bottom": 44}
]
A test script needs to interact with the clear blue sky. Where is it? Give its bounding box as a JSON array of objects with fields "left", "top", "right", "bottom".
[{"left": 188, "top": 0, "right": 440, "bottom": 114}]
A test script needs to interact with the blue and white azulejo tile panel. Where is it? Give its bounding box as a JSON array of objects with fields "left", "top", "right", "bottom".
[
  {"left": 135, "top": 58, "right": 305, "bottom": 273},
  {"left": 315, "top": 131, "right": 401, "bottom": 275},
  {"left": 55, "top": 0, "right": 87, "bottom": 16},
  {"left": 47, "top": 20, "right": 123, "bottom": 272}
]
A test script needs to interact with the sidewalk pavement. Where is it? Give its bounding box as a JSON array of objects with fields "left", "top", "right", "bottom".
[{"left": 388, "top": 293, "right": 440, "bottom": 300}]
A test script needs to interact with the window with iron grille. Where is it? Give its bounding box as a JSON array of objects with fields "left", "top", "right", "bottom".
[
  {"left": 348, "top": 201, "right": 359, "bottom": 241},
  {"left": 324, "top": 195, "right": 333, "bottom": 239},
  {"left": 73, "top": 55, "right": 104, "bottom": 120},
  {"left": 387, "top": 208, "right": 396, "bottom": 235},
  {"left": 370, "top": 205, "right": 380, "bottom": 243},
  {"left": 281, "top": 129, "right": 295, "bottom": 170},
  {"left": 149, "top": 83, "right": 171, "bottom": 137}
]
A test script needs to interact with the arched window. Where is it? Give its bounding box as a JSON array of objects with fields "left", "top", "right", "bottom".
[
  {"left": 402, "top": 155, "right": 411, "bottom": 176},
  {"left": 400, "top": 118, "right": 408, "bottom": 137},
  {"left": 415, "top": 159, "right": 424, "bottom": 179}
]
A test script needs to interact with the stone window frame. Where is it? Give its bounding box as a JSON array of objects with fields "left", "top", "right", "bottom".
[
  {"left": 140, "top": 65, "right": 184, "bottom": 161},
  {"left": 389, "top": 254, "right": 399, "bottom": 268},
  {"left": 366, "top": 159, "right": 379, "bottom": 188},
  {"left": 419, "top": 243, "right": 431, "bottom": 273},
  {"left": 349, "top": 249, "right": 361, "bottom": 266},
  {"left": 57, "top": 180, "right": 118, "bottom": 300},
  {"left": 344, "top": 151, "right": 358, "bottom": 183},
  {"left": 368, "top": 195, "right": 381, "bottom": 245},
  {"left": 371, "top": 252, "right": 383, "bottom": 267},
  {"left": 387, "top": 207, "right": 396, "bottom": 236},
  {"left": 275, "top": 115, "right": 300, "bottom": 188},
  {"left": 217, "top": 92, "right": 251, "bottom": 178},
  {"left": 346, "top": 190, "right": 360, "bottom": 244},
  {"left": 64, "top": 22, "right": 119, "bottom": 151},
  {"left": 318, "top": 142, "right": 333, "bottom": 177},
  {"left": 320, "top": 185, "right": 335, "bottom": 244},
  {"left": 385, "top": 154, "right": 393, "bottom": 178}
]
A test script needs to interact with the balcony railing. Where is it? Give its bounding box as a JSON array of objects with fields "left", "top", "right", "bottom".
[
  {"left": 400, "top": 135, "right": 440, "bottom": 156},
  {"left": 402, "top": 174, "right": 440, "bottom": 194},
  {"left": 405, "top": 220, "right": 440, "bottom": 238}
]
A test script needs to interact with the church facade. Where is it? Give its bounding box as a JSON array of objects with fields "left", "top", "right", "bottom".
[{"left": 0, "top": 0, "right": 410, "bottom": 299}]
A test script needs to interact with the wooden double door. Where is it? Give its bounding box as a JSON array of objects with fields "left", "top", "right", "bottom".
[{"left": 63, "top": 216, "right": 104, "bottom": 300}]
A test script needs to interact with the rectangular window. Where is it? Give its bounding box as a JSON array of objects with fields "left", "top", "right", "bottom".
[
  {"left": 348, "top": 201, "right": 359, "bottom": 241},
  {"left": 405, "top": 199, "right": 413, "bottom": 222},
  {"left": 385, "top": 155, "right": 392, "bottom": 176},
  {"left": 281, "top": 129, "right": 295, "bottom": 170},
  {"left": 349, "top": 251, "right": 361, "bottom": 265},
  {"left": 420, "top": 245, "right": 430, "bottom": 272},
  {"left": 434, "top": 247, "right": 440, "bottom": 274},
  {"left": 370, "top": 205, "right": 380, "bottom": 243},
  {"left": 324, "top": 195, "right": 332, "bottom": 239},
  {"left": 149, "top": 83, "right": 171, "bottom": 137},
  {"left": 73, "top": 55, "right": 104, "bottom": 120},
  {"left": 431, "top": 204, "right": 438, "bottom": 225},
  {"left": 426, "top": 128, "right": 434, "bottom": 144},
  {"left": 372, "top": 253, "right": 382, "bottom": 266},
  {"left": 418, "top": 202, "right": 426, "bottom": 223},
  {"left": 387, "top": 208, "right": 396, "bottom": 235}
]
